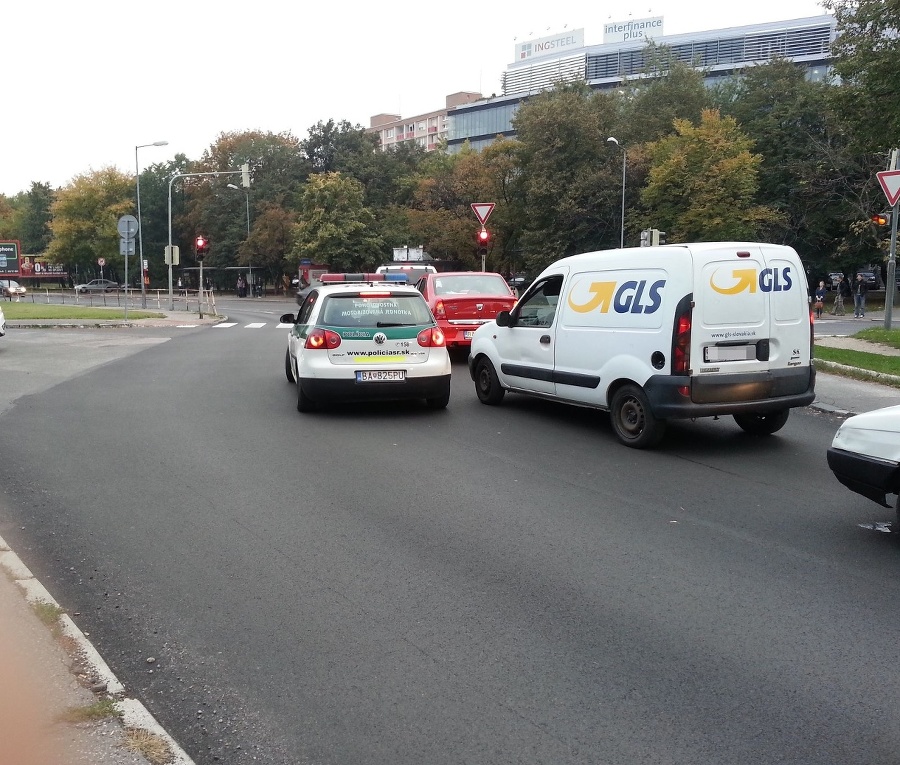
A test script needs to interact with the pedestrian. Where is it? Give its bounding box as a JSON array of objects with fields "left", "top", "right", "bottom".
[
  {"left": 813, "top": 280, "right": 826, "bottom": 319},
  {"left": 832, "top": 275, "right": 847, "bottom": 315},
  {"left": 853, "top": 273, "right": 868, "bottom": 318}
]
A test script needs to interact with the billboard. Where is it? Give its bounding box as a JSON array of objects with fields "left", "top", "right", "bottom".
[
  {"left": 516, "top": 29, "right": 585, "bottom": 62},
  {"left": 603, "top": 17, "right": 664, "bottom": 44},
  {"left": 0, "top": 240, "right": 20, "bottom": 276}
]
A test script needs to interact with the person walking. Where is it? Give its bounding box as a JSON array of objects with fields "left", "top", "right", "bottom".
[
  {"left": 813, "top": 280, "right": 827, "bottom": 319},
  {"left": 832, "top": 275, "right": 849, "bottom": 315},
  {"left": 853, "top": 273, "right": 868, "bottom": 318}
]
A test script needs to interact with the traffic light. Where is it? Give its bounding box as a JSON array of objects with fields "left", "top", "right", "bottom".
[
  {"left": 640, "top": 229, "right": 651, "bottom": 247},
  {"left": 477, "top": 227, "right": 490, "bottom": 256},
  {"left": 871, "top": 212, "right": 891, "bottom": 227},
  {"left": 651, "top": 229, "right": 667, "bottom": 246},
  {"left": 194, "top": 235, "right": 210, "bottom": 259}
]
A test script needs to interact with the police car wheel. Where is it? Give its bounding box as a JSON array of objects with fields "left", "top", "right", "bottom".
[
  {"left": 733, "top": 409, "right": 789, "bottom": 436},
  {"left": 610, "top": 384, "right": 665, "bottom": 449},
  {"left": 297, "top": 381, "right": 316, "bottom": 413},
  {"left": 475, "top": 358, "right": 505, "bottom": 405},
  {"left": 285, "top": 348, "right": 296, "bottom": 384}
]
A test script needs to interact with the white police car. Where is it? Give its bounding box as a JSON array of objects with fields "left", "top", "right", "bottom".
[{"left": 280, "top": 273, "right": 451, "bottom": 411}]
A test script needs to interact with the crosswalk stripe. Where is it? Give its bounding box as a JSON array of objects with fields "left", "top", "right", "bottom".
[
  {"left": 213, "top": 323, "right": 238, "bottom": 328},
  {"left": 245, "top": 322, "right": 266, "bottom": 328},
  {"left": 276, "top": 323, "right": 294, "bottom": 328}
]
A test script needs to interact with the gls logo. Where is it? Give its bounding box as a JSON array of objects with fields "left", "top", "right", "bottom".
[
  {"left": 568, "top": 279, "right": 666, "bottom": 314},
  {"left": 710, "top": 267, "right": 794, "bottom": 295}
]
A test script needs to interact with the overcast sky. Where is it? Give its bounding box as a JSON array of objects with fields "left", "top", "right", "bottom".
[{"left": 4, "top": 0, "right": 828, "bottom": 198}]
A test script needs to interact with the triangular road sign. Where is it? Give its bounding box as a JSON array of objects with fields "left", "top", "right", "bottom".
[
  {"left": 471, "top": 202, "right": 495, "bottom": 225},
  {"left": 877, "top": 170, "right": 900, "bottom": 207}
]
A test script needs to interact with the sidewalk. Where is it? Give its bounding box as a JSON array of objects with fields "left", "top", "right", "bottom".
[{"left": 0, "top": 308, "right": 897, "bottom": 765}]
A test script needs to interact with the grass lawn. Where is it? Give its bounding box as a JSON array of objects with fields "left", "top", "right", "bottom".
[
  {"left": 814, "top": 327, "right": 900, "bottom": 385},
  {"left": 1, "top": 303, "right": 164, "bottom": 320}
]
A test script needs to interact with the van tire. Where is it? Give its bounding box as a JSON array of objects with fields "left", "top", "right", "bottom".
[
  {"left": 297, "top": 381, "right": 316, "bottom": 413},
  {"left": 733, "top": 409, "right": 789, "bottom": 435},
  {"left": 610, "top": 384, "right": 666, "bottom": 449},
  {"left": 475, "top": 358, "right": 505, "bottom": 405},
  {"left": 285, "top": 349, "right": 296, "bottom": 383}
]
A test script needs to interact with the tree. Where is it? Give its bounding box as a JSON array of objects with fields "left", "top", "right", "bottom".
[
  {"left": 18, "top": 182, "right": 54, "bottom": 253},
  {"left": 640, "top": 109, "right": 784, "bottom": 241},
  {"left": 289, "top": 173, "right": 383, "bottom": 272},
  {"left": 46, "top": 168, "right": 134, "bottom": 280},
  {"left": 823, "top": 0, "right": 900, "bottom": 153}
]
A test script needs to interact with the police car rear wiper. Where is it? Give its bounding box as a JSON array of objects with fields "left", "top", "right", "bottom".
[{"left": 376, "top": 321, "right": 415, "bottom": 327}]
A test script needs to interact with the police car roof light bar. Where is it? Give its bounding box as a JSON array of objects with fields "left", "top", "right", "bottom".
[{"left": 319, "top": 273, "right": 409, "bottom": 283}]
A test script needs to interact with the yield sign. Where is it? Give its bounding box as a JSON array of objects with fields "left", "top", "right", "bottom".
[
  {"left": 877, "top": 170, "right": 900, "bottom": 207},
  {"left": 471, "top": 202, "right": 495, "bottom": 225}
]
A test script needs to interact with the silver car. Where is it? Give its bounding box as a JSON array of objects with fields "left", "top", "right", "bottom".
[{"left": 75, "top": 279, "right": 119, "bottom": 293}]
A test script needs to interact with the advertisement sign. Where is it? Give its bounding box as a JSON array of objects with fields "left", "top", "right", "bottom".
[
  {"left": 603, "top": 16, "right": 664, "bottom": 44},
  {"left": 0, "top": 240, "right": 20, "bottom": 276},
  {"left": 516, "top": 29, "right": 585, "bottom": 61},
  {"left": 21, "top": 255, "right": 67, "bottom": 279}
]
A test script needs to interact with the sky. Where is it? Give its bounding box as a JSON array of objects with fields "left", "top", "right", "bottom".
[{"left": 3, "top": 0, "right": 829, "bottom": 198}]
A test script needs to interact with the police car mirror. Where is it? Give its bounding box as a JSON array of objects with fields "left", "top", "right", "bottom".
[
  {"left": 280, "top": 312, "right": 298, "bottom": 324},
  {"left": 495, "top": 311, "right": 511, "bottom": 327}
]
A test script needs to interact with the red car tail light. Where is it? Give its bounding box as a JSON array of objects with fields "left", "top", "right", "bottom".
[
  {"left": 433, "top": 300, "right": 446, "bottom": 319},
  {"left": 305, "top": 328, "right": 342, "bottom": 350},
  {"left": 417, "top": 327, "right": 446, "bottom": 347}
]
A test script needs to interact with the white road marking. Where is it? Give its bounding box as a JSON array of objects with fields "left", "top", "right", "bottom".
[
  {"left": 245, "top": 322, "right": 266, "bottom": 328},
  {"left": 277, "top": 323, "right": 294, "bottom": 328},
  {"left": 213, "top": 322, "right": 238, "bottom": 328}
]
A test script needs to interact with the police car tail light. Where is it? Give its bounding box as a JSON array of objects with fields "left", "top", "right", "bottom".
[
  {"left": 305, "top": 328, "right": 342, "bottom": 350},
  {"left": 433, "top": 300, "right": 446, "bottom": 319},
  {"left": 417, "top": 327, "right": 446, "bottom": 347},
  {"left": 673, "top": 309, "right": 692, "bottom": 376}
]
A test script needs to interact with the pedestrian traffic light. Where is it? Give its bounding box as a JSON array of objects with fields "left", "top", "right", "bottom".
[
  {"left": 477, "top": 227, "right": 490, "bottom": 256},
  {"left": 871, "top": 212, "right": 891, "bottom": 227},
  {"left": 194, "top": 235, "right": 210, "bottom": 259}
]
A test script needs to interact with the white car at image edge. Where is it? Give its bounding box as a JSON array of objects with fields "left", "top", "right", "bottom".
[
  {"left": 0, "top": 303, "right": 5, "bottom": 336},
  {"left": 827, "top": 404, "right": 900, "bottom": 520}
]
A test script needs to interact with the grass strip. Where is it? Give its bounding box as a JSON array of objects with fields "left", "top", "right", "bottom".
[{"left": 1, "top": 303, "right": 164, "bottom": 320}]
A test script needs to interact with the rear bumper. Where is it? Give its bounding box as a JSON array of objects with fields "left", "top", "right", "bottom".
[
  {"left": 644, "top": 367, "right": 816, "bottom": 418},
  {"left": 827, "top": 447, "right": 899, "bottom": 508},
  {"left": 300, "top": 374, "right": 451, "bottom": 403}
]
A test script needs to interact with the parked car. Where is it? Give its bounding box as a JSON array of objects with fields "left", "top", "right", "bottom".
[
  {"left": 827, "top": 404, "right": 900, "bottom": 523},
  {"left": 0, "top": 279, "right": 26, "bottom": 298},
  {"left": 856, "top": 271, "right": 879, "bottom": 288},
  {"left": 74, "top": 279, "right": 119, "bottom": 294},
  {"left": 414, "top": 271, "right": 517, "bottom": 349},
  {"left": 828, "top": 272, "right": 843, "bottom": 291},
  {"left": 0, "top": 303, "right": 5, "bottom": 336}
]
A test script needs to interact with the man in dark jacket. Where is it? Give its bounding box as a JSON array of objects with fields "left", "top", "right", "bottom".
[
  {"left": 853, "top": 274, "right": 868, "bottom": 318},
  {"left": 833, "top": 275, "right": 850, "bottom": 315}
]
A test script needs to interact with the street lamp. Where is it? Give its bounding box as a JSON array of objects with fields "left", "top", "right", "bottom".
[
  {"left": 136, "top": 140, "right": 168, "bottom": 308},
  {"left": 607, "top": 137, "right": 626, "bottom": 248},
  {"left": 227, "top": 183, "right": 253, "bottom": 296}
]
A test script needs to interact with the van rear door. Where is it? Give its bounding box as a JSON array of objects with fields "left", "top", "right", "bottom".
[{"left": 692, "top": 244, "right": 809, "bottom": 380}]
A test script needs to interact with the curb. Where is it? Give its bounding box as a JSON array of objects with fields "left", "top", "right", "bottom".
[
  {"left": 0, "top": 533, "right": 196, "bottom": 765},
  {"left": 813, "top": 358, "right": 900, "bottom": 386}
]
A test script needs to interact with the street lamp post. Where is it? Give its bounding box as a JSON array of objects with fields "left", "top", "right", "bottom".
[
  {"left": 135, "top": 140, "right": 168, "bottom": 308},
  {"left": 607, "top": 137, "right": 626, "bottom": 248},
  {"left": 227, "top": 183, "right": 253, "bottom": 296}
]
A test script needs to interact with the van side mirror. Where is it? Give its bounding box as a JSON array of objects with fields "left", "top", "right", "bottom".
[
  {"left": 495, "top": 310, "right": 511, "bottom": 327},
  {"left": 280, "top": 312, "right": 298, "bottom": 324}
]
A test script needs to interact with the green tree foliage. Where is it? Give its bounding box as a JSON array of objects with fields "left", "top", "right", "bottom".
[
  {"left": 18, "top": 182, "right": 54, "bottom": 253},
  {"left": 641, "top": 109, "right": 784, "bottom": 241},
  {"left": 823, "top": 0, "right": 900, "bottom": 153},
  {"left": 513, "top": 83, "right": 622, "bottom": 271},
  {"left": 290, "top": 173, "right": 383, "bottom": 271},
  {"left": 46, "top": 168, "right": 134, "bottom": 279}
]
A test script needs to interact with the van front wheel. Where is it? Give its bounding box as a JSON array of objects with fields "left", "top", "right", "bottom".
[
  {"left": 610, "top": 384, "right": 665, "bottom": 449},
  {"left": 733, "top": 409, "right": 789, "bottom": 435},
  {"left": 474, "top": 358, "right": 505, "bottom": 405}
]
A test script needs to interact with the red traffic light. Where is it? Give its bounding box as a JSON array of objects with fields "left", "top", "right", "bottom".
[
  {"left": 195, "top": 236, "right": 207, "bottom": 249},
  {"left": 871, "top": 213, "right": 890, "bottom": 226},
  {"left": 477, "top": 227, "right": 490, "bottom": 243}
]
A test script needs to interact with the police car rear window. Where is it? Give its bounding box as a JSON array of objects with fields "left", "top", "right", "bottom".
[{"left": 320, "top": 294, "right": 433, "bottom": 327}]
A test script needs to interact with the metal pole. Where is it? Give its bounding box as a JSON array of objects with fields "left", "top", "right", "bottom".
[
  {"left": 885, "top": 149, "right": 898, "bottom": 330},
  {"left": 167, "top": 174, "right": 178, "bottom": 311},
  {"left": 136, "top": 141, "right": 167, "bottom": 310},
  {"left": 619, "top": 148, "right": 626, "bottom": 248}
]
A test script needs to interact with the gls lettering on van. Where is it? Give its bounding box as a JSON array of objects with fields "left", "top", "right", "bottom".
[
  {"left": 567, "top": 279, "right": 666, "bottom": 314},
  {"left": 709, "top": 267, "right": 794, "bottom": 295}
]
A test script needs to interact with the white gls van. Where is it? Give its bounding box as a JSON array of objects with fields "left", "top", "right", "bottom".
[{"left": 468, "top": 242, "right": 816, "bottom": 448}]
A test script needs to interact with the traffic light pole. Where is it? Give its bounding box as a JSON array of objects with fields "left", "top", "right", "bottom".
[{"left": 167, "top": 168, "right": 247, "bottom": 311}]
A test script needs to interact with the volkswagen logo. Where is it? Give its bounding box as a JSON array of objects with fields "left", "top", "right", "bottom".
[{"left": 374, "top": 332, "right": 387, "bottom": 345}]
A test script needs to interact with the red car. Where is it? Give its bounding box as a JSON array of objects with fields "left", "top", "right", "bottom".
[{"left": 414, "top": 271, "right": 517, "bottom": 349}]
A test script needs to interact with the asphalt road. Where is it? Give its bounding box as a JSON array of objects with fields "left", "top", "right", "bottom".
[{"left": 0, "top": 299, "right": 898, "bottom": 765}]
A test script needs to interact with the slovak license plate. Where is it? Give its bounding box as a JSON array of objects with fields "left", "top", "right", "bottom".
[
  {"left": 464, "top": 330, "right": 475, "bottom": 339},
  {"left": 356, "top": 370, "right": 406, "bottom": 382}
]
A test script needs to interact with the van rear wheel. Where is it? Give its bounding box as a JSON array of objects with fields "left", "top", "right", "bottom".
[
  {"left": 733, "top": 409, "right": 789, "bottom": 435},
  {"left": 610, "top": 384, "right": 665, "bottom": 449}
]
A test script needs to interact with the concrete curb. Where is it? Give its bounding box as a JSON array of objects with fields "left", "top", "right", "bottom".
[
  {"left": 0, "top": 533, "right": 196, "bottom": 765},
  {"left": 813, "top": 358, "right": 900, "bottom": 386}
]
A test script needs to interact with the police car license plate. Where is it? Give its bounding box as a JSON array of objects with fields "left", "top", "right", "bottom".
[
  {"left": 357, "top": 370, "right": 406, "bottom": 382},
  {"left": 464, "top": 330, "right": 475, "bottom": 339}
]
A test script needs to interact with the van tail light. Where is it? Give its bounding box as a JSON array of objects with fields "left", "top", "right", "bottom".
[
  {"left": 809, "top": 309, "right": 815, "bottom": 357},
  {"left": 434, "top": 300, "right": 446, "bottom": 319},
  {"left": 305, "top": 328, "right": 342, "bottom": 350},
  {"left": 672, "top": 301, "right": 692, "bottom": 376},
  {"left": 418, "top": 327, "right": 446, "bottom": 347}
]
